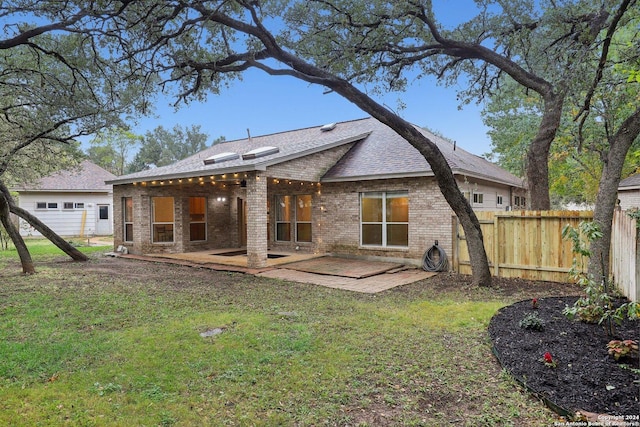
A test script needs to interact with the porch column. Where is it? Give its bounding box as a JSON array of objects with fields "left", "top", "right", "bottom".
[{"left": 246, "top": 171, "right": 268, "bottom": 268}]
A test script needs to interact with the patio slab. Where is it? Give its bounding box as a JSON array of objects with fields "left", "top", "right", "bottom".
[
  {"left": 117, "top": 252, "right": 436, "bottom": 293},
  {"left": 281, "top": 256, "right": 402, "bottom": 278},
  {"left": 257, "top": 267, "right": 436, "bottom": 293}
]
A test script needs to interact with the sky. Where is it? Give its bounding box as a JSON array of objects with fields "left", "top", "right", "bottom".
[{"left": 122, "top": 1, "right": 494, "bottom": 157}]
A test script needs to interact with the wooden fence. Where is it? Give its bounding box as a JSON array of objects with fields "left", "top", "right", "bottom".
[
  {"left": 452, "top": 209, "right": 638, "bottom": 301},
  {"left": 452, "top": 210, "right": 593, "bottom": 283},
  {"left": 610, "top": 209, "right": 639, "bottom": 302}
]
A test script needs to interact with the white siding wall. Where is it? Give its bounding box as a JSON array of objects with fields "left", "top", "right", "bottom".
[
  {"left": 457, "top": 179, "right": 515, "bottom": 211},
  {"left": 618, "top": 189, "right": 640, "bottom": 210},
  {"left": 17, "top": 192, "right": 113, "bottom": 236}
]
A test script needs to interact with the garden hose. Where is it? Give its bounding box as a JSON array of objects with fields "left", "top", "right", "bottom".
[{"left": 422, "top": 240, "right": 449, "bottom": 272}]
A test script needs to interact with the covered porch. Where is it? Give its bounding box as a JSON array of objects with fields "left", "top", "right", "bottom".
[{"left": 113, "top": 170, "right": 325, "bottom": 269}]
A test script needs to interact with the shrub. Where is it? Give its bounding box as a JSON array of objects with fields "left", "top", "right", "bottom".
[{"left": 519, "top": 312, "right": 545, "bottom": 331}]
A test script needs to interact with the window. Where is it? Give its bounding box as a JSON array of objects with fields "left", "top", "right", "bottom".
[
  {"left": 521, "top": 197, "right": 527, "bottom": 208},
  {"left": 276, "top": 195, "right": 292, "bottom": 241},
  {"left": 296, "top": 195, "right": 312, "bottom": 242},
  {"left": 496, "top": 195, "right": 503, "bottom": 206},
  {"left": 473, "top": 193, "right": 484, "bottom": 204},
  {"left": 123, "top": 197, "right": 133, "bottom": 242},
  {"left": 48, "top": 202, "right": 58, "bottom": 209},
  {"left": 189, "top": 197, "right": 207, "bottom": 241},
  {"left": 99, "top": 205, "right": 109, "bottom": 220},
  {"left": 152, "top": 197, "right": 174, "bottom": 243},
  {"left": 514, "top": 196, "right": 521, "bottom": 206},
  {"left": 36, "top": 202, "right": 47, "bottom": 209},
  {"left": 361, "top": 191, "right": 409, "bottom": 247},
  {"left": 63, "top": 202, "right": 84, "bottom": 210},
  {"left": 275, "top": 195, "right": 312, "bottom": 242}
]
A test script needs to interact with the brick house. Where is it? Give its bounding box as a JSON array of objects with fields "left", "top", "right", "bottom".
[
  {"left": 618, "top": 173, "right": 640, "bottom": 210},
  {"left": 108, "top": 117, "right": 525, "bottom": 267}
]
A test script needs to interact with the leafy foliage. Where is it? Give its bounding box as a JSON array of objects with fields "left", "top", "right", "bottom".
[
  {"left": 127, "top": 125, "right": 212, "bottom": 173},
  {"left": 519, "top": 312, "right": 545, "bottom": 331},
  {"left": 562, "top": 221, "right": 638, "bottom": 335},
  {"left": 87, "top": 127, "right": 142, "bottom": 176}
]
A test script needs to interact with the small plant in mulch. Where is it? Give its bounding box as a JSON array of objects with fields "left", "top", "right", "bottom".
[
  {"left": 541, "top": 351, "right": 557, "bottom": 368},
  {"left": 607, "top": 339, "right": 639, "bottom": 361},
  {"left": 561, "top": 221, "right": 639, "bottom": 336},
  {"left": 531, "top": 298, "right": 538, "bottom": 309},
  {"left": 519, "top": 312, "right": 545, "bottom": 331}
]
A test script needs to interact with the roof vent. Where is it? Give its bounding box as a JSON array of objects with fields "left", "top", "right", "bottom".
[
  {"left": 320, "top": 122, "right": 337, "bottom": 132},
  {"left": 204, "top": 152, "right": 240, "bottom": 165},
  {"left": 242, "top": 146, "right": 279, "bottom": 160}
]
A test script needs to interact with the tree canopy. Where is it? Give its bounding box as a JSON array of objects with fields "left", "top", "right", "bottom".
[{"left": 127, "top": 125, "right": 212, "bottom": 173}]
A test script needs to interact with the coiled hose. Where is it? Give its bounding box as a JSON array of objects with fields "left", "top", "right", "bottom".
[{"left": 422, "top": 240, "right": 449, "bottom": 272}]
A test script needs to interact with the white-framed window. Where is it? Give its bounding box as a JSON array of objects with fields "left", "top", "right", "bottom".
[
  {"left": 123, "top": 197, "right": 133, "bottom": 242},
  {"left": 497, "top": 195, "right": 504, "bottom": 206},
  {"left": 152, "top": 197, "right": 174, "bottom": 243},
  {"left": 62, "top": 202, "right": 85, "bottom": 210},
  {"left": 515, "top": 196, "right": 521, "bottom": 207},
  {"left": 36, "top": 202, "right": 59, "bottom": 209},
  {"left": 189, "top": 197, "right": 207, "bottom": 242},
  {"left": 275, "top": 194, "right": 312, "bottom": 243},
  {"left": 473, "top": 193, "right": 484, "bottom": 204},
  {"left": 360, "top": 191, "right": 409, "bottom": 247}
]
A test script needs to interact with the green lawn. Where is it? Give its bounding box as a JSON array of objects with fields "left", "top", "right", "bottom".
[{"left": 0, "top": 240, "right": 561, "bottom": 426}]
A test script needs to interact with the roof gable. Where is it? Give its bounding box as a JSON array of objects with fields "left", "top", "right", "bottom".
[
  {"left": 109, "top": 120, "right": 370, "bottom": 184},
  {"left": 322, "top": 118, "right": 523, "bottom": 187},
  {"left": 16, "top": 160, "right": 116, "bottom": 192}
]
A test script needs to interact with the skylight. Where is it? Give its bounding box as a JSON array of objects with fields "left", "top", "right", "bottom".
[
  {"left": 242, "top": 146, "right": 279, "bottom": 160},
  {"left": 203, "top": 152, "right": 239, "bottom": 165}
]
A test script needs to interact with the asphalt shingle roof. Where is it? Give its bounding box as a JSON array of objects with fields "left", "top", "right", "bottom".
[
  {"left": 108, "top": 117, "right": 523, "bottom": 188},
  {"left": 619, "top": 173, "right": 640, "bottom": 189},
  {"left": 17, "top": 160, "right": 115, "bottom": 192}
]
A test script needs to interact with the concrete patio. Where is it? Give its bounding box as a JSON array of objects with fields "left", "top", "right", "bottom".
[{"left": 119, "top": 249, "right": 436, "bottom": 293}]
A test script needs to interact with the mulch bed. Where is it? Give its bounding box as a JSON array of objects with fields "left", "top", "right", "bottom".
[{"left": 489, "top": 296, "right": 639, "bottom": 418}]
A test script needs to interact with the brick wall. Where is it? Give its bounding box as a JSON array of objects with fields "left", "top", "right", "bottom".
[
  {"left": 113, "top": 182, "right": 234, "bottom": 255},
  {"left": 113, "top": 172, "right": 526, "bottom": 267},
  {"left": 318, "top": 177, "right": 454, "bottom": 263}
]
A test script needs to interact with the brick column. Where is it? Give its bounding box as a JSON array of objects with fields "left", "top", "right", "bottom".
[{"left": 246, "top": 171, "right": 268, "bottom": 268}]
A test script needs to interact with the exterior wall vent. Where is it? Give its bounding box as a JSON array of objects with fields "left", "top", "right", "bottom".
[
  {"left": 320, "top": 122, "right": 337, "bottom": 132},
  {"left": 242, "top": 146, "right": 279, "bottom": 160},
  {"left": 204, "top": 152, "right": 239, "bottom": 165}
]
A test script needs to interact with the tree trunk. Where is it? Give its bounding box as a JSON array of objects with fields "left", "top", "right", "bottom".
[
  {"left": 333, "top": 84, "right": 493, "bottom": 286},
  {"left": 0, "top": 180, "right": 88, "bottom": 262},
  {"left": 525, "top": 93, "right": 565, "bottom": 210},
  {"left": 260, "top": 50, "right": 493, "bottom": 286},
  {"left": 588, "top": 107, "right": 640, "bottom": 281},
  {"left": 0, "top": 192, "right": 35, "bottom": 274}
]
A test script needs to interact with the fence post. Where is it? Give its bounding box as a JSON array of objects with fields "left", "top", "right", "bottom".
[{"left": 493, "top": 214, "right": 500, "bottom": 276}]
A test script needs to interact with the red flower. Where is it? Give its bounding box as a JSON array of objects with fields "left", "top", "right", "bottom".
[
  {"left": 544, "top": 352, "right": 553, "bottom": 363},
  {"left": 532, "top": 298, "right": 538, "bottom": 308}
]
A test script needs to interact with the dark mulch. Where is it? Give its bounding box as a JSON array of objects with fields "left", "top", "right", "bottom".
[{"left": 489, "top": 296, "right": 639, "bottom": 418}]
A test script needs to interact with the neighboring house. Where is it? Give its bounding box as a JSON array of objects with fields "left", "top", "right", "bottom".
[
  {"left": 14, "top": 160, "right": 116, "bottom": 237},
  {"left": 108, "top": 117, "right": 526, "bottom": 267},
  {"left": 618, "top": 173, "right": 640, "bottom": 210}
]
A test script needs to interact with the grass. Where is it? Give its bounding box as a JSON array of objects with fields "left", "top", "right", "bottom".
[{"left": 0, "top": 240, "right": 560, "bottom": 426}]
